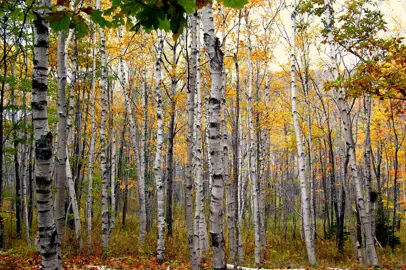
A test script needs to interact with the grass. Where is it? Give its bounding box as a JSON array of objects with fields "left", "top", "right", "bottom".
[{"left": 2, "top": 203, "right": 406, "bottom": 269}]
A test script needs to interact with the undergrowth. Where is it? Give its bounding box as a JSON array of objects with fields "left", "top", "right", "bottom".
[{"left": 2, "top": 203, "right": 406, "bottom": 269}]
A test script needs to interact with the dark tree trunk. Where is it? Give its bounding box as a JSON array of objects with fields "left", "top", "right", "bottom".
[
  {"left": 166, "top": 98, "right": 175, "bottom": 236},
  {"left": 14, "top": 120, "right": 21, "bottom": 238},
  {"left": 116, "top": 115, "right": 127, "bottom": 214},
  {"left": 122, "top": 146, "right": 130, "bottom": 227},
  {"left": 28, "top": 135, "right": 34, "bottom": 230},
  {"left": 0, "top": 14, "right": 8, "bottom": 249}
]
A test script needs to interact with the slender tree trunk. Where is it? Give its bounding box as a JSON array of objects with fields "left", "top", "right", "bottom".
[
  {"left": 65, "top": 149, "right": 81, "bottom": 248},
  {"left": 237, "top": 127, "right": 244, "bottom": 263},
  {"left": 56, "top": 29, "right": 68, "bottom": 253},
  {"left": 28, "top": 134, "right": 34, "bottom": 230},
  {"left": 193, "top": 14, "right": 209, "bottom": 256},
  {"left": 110, "top": 131, "right": 117, "bottom": 230},
  {"left": 87, "top": 25, "right": 97, "bottom": 253},
  {"left": 246, "top": 19, "right": 261, "bottom": 267},
  {"left": 186, "top": 14, "right": 197, "bottom": 266},
  {"left": 62, "top": 33, "right": 82, "bottom": 248},
  {"left": 363, "top": 94, "right": 374, "bottom": 242},
  {"left": 324, "top": 0, "right": 379, "bottom": 266},
  {"left": 10, "top": 67, "right": 22, "bottom": 239},
  {"left": 32, "top": 0, "right": 60, "bottom": 267},
  {"left": 140, "top": 72, "right": 148, "bottom": 238},
  {"left": 98, "top": 0, "right": 110, "bottom": 253},
  {"left": 191, "top": 13, "right": 202, "bottom": 269},
  {"left": 122, "top": 145, "right": 130, "bottom": 226},
  {"left": 22, "top": 83, "right": 30, "bottom": 244},
  {"left": 203, "top": 4, "right": 226, "bottom": 269},
  {"left": 224, "top": 10, "right": 240, "bottom": 268},
  {"left": 303, "top": 70, "right": 316, "bottom": 243},
  {"left": 223, "top": 64, "right": 234, "bottom": 268},
  {"left": 166, "top": 37, "right": 178, "bottom": 238},
  {"left": 256, "top": 63, "right": 266, "bottom": 260},
  {"left": 124, "top": 67, "right": 147, "bottom": 240},
  {"left": 390, "top": 100, "right": 399, "bottom": 250},
  {"left": 154, "top": 30, "right": 165, "bottom": 263},
  {"left": 166, "top": 96, "right": 175, "bottom": 235},
  {"left": 291, "top": 2, "right": 316, "bottom": 264},
  {"left": 0, "top": 13, "right": 6, "bottom": 250}
]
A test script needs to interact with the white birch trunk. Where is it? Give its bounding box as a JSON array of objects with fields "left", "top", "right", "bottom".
[
  {"left": 246, "top": 23, "right": 261, "bottom": 267},
  {"left": 64, "top": 32, "right": 82, "bottom": 249},
  {"left": 363, "top": 94, "right": 374, "bottom": 240},
  {"left": 192, "top": 11, "right": 202, "bottom": 270},
  {"left": 98, "top": 0, "right": 110, "bottom": 253},
  {"left": 56, "top": 30, "right": 67, "bottom": 251},
  {"left": 87, "top": 24, "right": 97, "bottom": 253},
  {"left": 196, "top": 18, "right": 209, "bottom": 255},
  {"left": 324, "top": 0, "right": 379, "bottom": 266},
  {"left": 66, "top": 39, "right": 76, "bottom": 149},
  {"left": 186, "top": 15, "right": 197, "bottom": 265},
  {"left": 154, "top": 30, "right": 165, "bottom": 263},
  {"left": 65, "top": 149, "right": 81, "bottom": 248},
  {"left": 21, "top": 91, "right": 30, "bottom": 244},
  {"left": 140, "top": 72, "right": 147, "bottom": 240},
  {"left": 237, "top": 127, "right": 244, "bottom": 263},
  {"left": 203, "top": 4, "right": 226, "bottom": 269},
  {"left": 32, "top": 0, "right": 60, "bottom": 267},
  {"left": 124, "top": 67, "right": 147, "bottom": 241},
  {"left": 110, "top": 132, "right": 116, "bottom": 230},
  {"left": 291, "top": 2, "right": 316, "bottom": 264}
]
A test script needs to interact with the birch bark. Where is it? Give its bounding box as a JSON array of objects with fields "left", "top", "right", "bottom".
[
  {"left": 291, "top": 1, "right": 316, "bottom": 264},
  {"left": 56, "top": 29, "right": 67, "bottom": 251},
  {"left": 98, "top": 0, "right": 110, "bottom": 253},
  {"left": 140, "top": 72, "right": 147, "bottom": 239},
  {"left": 203, "top": 4, "right": 226, "bottom": 269},
  {"left": 32, "top": 0, "right": 60, "bottom": 267},
  {"left": 154, "top": 30, "right": 165, "bottom": 263},
  {"left": 194, "top": 15, "right": 209, "bottom": 254},
  {"left": 61, "top": 32, "right": 82, "bottom": 246},
  {"left": 324, "top": 0, "right": 379, "bottom": 266},
  {"left": 191, "top": 11, "right": 201, "bottom": 270},
  {"left": 66, "top": 149, "right": 81, "bottom": 247},
  {"left": 246, "top": 20, "right": 261, "bottom": 266},
  {"left": 110, "top": 126, "right": 117, "bottom": 231},
  {"left": 87, "top": 25, "right": 97, "bottom": 253},
  {"left": 22, "top": 86, "right": 30, "bottom": 244},
  {"left": 124, "top": 66, "right": 147, "bottom": 240},
  {"left": 186, "top": 14, "right": 197, "bottom": 265}
]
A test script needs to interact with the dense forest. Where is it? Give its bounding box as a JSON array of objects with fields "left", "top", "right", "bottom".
[{"left": 0, "top": 0, "right": 405, "bottom": 269}]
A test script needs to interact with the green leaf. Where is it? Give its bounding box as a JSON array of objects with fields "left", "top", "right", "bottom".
[
  {"left": 91, "top": 9, "right": 111, "bottom": 28},
  {"left": 221, "top": 0, "right": 247, "bottom": 9},
  {"left": 135, "top": 6, "right": 163, "bottom": 32},
  {"left": 158, "top": 15, "right": 170, "bottom": 32},
  {"left": 178, "top": 0, "right": 195, "bottom": 13},
  {"left": 72, "top": 15, "right": 89, "bottom": 38},
  {"left": 47, "top": 11, "right": 71, "bottom": 33}
]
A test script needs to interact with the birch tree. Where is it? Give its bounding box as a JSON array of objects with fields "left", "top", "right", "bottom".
[
  {"left": 186, "top": 13, "right": 197, "bottom": 265},
  {"left": 203, "top": 4, "right": 226, "bottom": 269},
  {"left": 56, "top": 28, "right": 67, "bottom": 253},
  {"left": 32, "top": 0, "right": 60, "bottom": 267},
  {"left": 246, "top": 16, "right": 261, "bottom": 267},
  {"left": 154, "top": 30, "right": 165, "bottom": 263},
  {"left": 87, "top": 24, "right": 97, "bottom": 252},
  {"left": 98, "top": 0, "right": 110, "bottom": 253},
  {"left": 193, "top": 10, "right": 209, "bottom": 260},
  {"left": 290, "top": 0, "right": 316, "bottom": 264},
  {"left": 324, "top": 0, "right": 379, "bottom": 266}
]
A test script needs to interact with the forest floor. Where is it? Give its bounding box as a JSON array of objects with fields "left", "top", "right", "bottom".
[
  {"left": 2, "top": 215, "right": 406, "bottom": 269},
  {"left": 1, "top": 237, "right": 406, "bottom": 270}
]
